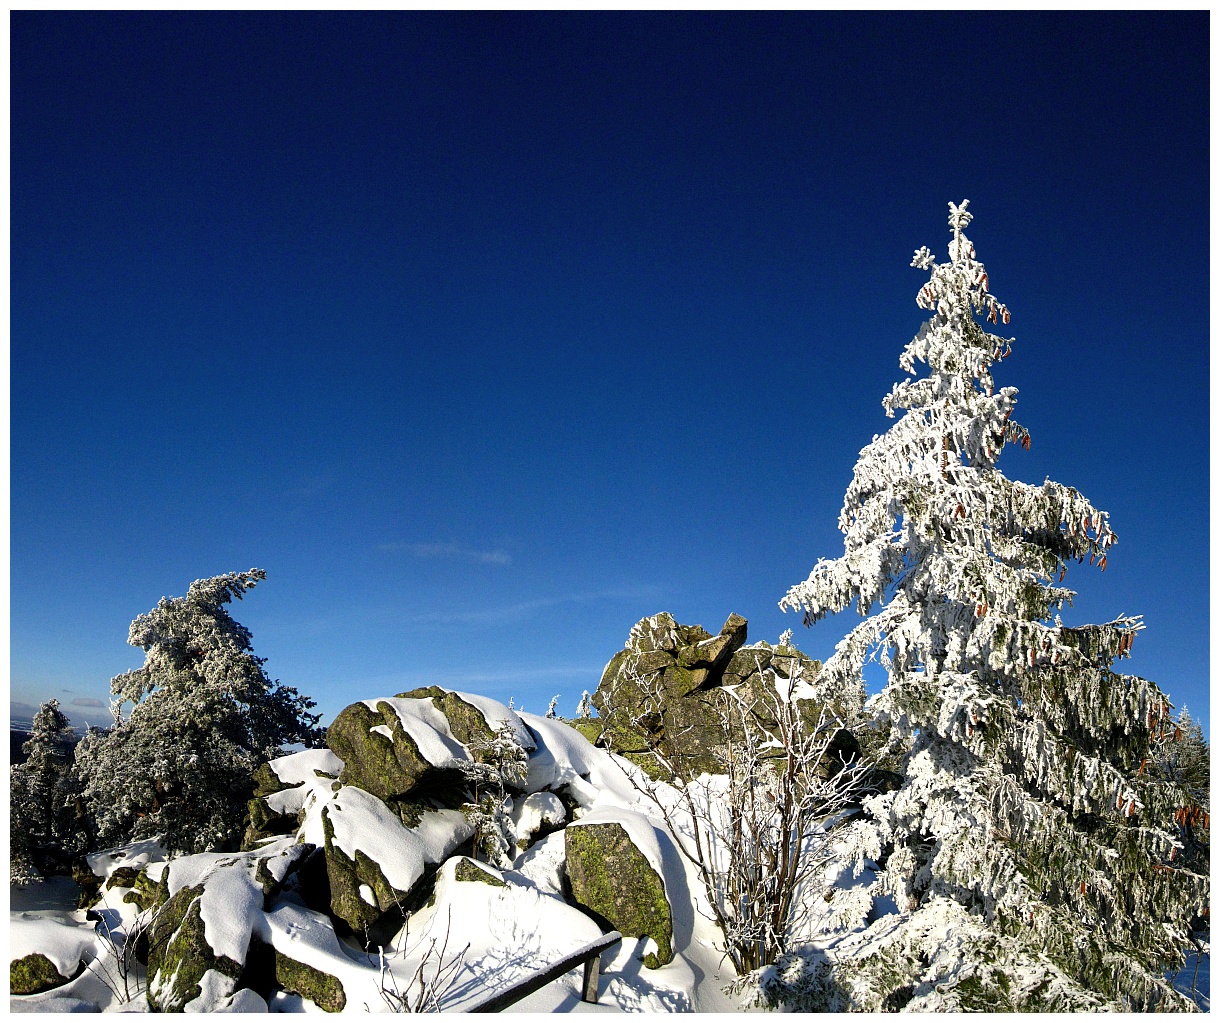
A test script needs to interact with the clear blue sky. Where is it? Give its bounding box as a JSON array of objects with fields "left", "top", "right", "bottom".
[{"left": 11, "top": 12, "right": 1210, "bottom": 737}]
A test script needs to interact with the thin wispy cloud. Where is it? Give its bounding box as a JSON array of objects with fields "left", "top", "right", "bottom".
[
  {"left": 71, "top": 697, "right": 106, "bottom": 709},
  {"left": 402, "top": 587, "right": 659, "bottom": 626},
  {"left": 361, "top": 664, "right": 602, "bottom": 689},
  {"left": 379, "top": 542, "right": 512, "bottom": 566}
]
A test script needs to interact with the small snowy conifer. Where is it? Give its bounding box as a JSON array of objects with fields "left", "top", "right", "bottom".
[
  {"left": 460, "top": 723, "right": 528, "bottom": 866},
  {"left": 546, "top": 695, "right": 559, "bottom": 719},
  {"left": 73, "top": 570, "right": 324, "bottom": 854},
  {"left": 10, "top": 700, "right": 87, "bottom": 883},
  {"left": 780, "top": 202, "right": 1208, "bottom": 1011},
  {"left": 1159, "top": 706, "right": 1210, "bottom": 806},
  {"left": 575, "top": 690, "right": 593, "bottom": 719}
]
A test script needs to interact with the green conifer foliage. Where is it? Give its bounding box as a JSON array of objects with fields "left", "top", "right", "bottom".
[
  {"left": 10, "top": 699, "right": 88, "bottom": 883},
  {"left": 73, "top": 570, "right": 324, "bottom": 854}
]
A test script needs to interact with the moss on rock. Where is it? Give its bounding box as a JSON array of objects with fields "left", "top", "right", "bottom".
[
  {"left": 241, "top": 794, "right": 301, "bottom": 851},
  {"left": 146, "top": 883, "right": 244, "bottom": 1012},
  {"left": 453, "top": 856, "right": 507, "bottom": 886},
  {"left": 10, "top": 952, "right": 77, "bottom": 995},
  {"left": 565, "top": 822, "right": 673, "bottom": 969},
  {"left": 321, "top": 806, "right": 412, "bottom": 934},
  {"left": 327, "top": 700, "right": 439, "bottom": 802},
  {"left": 594, "top": 613, "right": 847, "bottom": 782},
  {"left": 396, "top": 686, "right": 497, "bottom": 749},
  {"left": 251, "top": 761, "right": 295, "bottom": 798},
  {"left": 121, "top": 864, "right": 170, "bottom": 913},
  {"left": 568, "top": 718, "right": 603, "bottom": 745},
  {"left": 105, "top": 865, "right": 142, "bottom": 891},
  {"left": 72, "top": 858, "right": 104, "bottom": 909},
  {"left": 273, "top": 947, "right": 346, "bottom": 1011}
]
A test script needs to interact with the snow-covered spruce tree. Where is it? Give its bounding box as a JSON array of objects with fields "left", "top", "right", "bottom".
[
  {"left": 778, "top": 202, "right": 1208, "bottom": 1011},
  {"left": 10, "top": 699, "right": 88, "bottom": 883},
  {"left": 73, "top": 570, "right": 324, "bottom": 854},
  {"left": 575, "top": 690, "right": 593, "bottom": 719}
]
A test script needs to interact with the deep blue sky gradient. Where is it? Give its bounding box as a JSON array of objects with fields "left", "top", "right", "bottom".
[{"left": 11, "top": 12, "right": 1210, "bottom": 734}]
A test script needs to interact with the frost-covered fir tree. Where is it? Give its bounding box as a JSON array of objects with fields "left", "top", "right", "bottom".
[
  {"left": 73, "top": 570, "right": 325, "bottom": 854},
  {"left": 575, "top": 690, "right": 593, "bottom": 719},
  {"left": 10, "top": 700, "right": 88, "bottom": 883},
  {"left": 779, "top": 202, "right": 1208, "bottom": 1011}
]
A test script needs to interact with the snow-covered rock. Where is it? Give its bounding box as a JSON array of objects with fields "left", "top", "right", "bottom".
[
  {"left": 325, "top": 698, "right": 470, "bottom": 803},
  {"left": 565, "top": 807, "right": 674, "bottom": 968},
  {"left": 320, "top": 785, "right": 473, "bottom": 932},
  {"left": 10, "top": 915, "right": 96, "bottom": 994},
  {"left": 144, "top": 837, "right": 312, "bottom": 1011},
  {"left": 511, "top": 791, "right": 566, "bottom": 850}
]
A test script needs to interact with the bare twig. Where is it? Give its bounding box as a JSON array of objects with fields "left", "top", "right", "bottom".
[
  {"left": 84, "top": 887, "right": 162, "bottom": 1003},
  {"left": 373, "top": 905, "right": 471, "bottom": 1012}
]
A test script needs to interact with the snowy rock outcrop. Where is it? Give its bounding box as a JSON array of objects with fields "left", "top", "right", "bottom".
[
  {"left": 591, "top": 612, "right": 858, "bottom": 780},
  {"left": 145, "top": 839, "right": 313, "bottom": 1011},
  {"left": 14, "top": 684, "right": 746, "bottom": 1012},
  {"left": 320, "top": 786, "right": 473, "bottom": 932}
]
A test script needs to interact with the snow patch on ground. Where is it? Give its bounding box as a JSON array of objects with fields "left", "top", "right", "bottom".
[
  {"left": 394, "top": 856, "right": 604, "bottom": 1011},
  {"left": 1168, "top": 948, "right": 1210, "bottom": 1010},
  {"left": 508, "top": 831, "right": 567, "bottom": 896}
]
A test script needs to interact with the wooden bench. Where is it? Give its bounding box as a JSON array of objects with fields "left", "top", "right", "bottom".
[{"left": 465, "top": 930, "right": 624, "bottom": 1012}]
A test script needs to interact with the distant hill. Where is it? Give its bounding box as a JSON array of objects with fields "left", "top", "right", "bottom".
[
  {"left": 10, "top": 727, "right": 81, "bottom": 766},
  {"left": 11, "top": 728, "right": 32, "bottom": 764}
]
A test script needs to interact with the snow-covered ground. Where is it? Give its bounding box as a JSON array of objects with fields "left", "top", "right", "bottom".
[{"left": 1168, "top": 946, "right": 1210, "bottom": 1011}]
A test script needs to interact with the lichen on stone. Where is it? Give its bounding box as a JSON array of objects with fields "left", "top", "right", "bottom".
[
  {"left": 565, "top": 822, "right": 673, "bottom": 968},
  {"left": 320, "top": 806, "right": 411, "bottom": 933},
  {"left": 268, "top": 941, "right": 346, "bottom": 1012},
  {"left": 146, "top": 883, "right": 244, "bottom": 1011},
  {"left": 10, "top": 952, "right": 76, "bottom": 996},
  {"left": 453, "top": 856, "right": 507, "bottom": 886}
]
